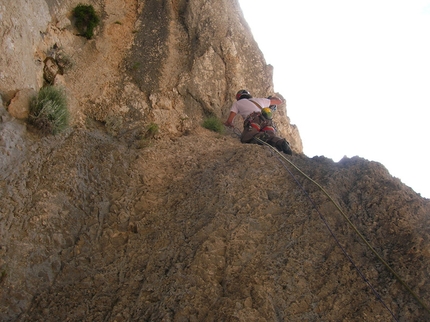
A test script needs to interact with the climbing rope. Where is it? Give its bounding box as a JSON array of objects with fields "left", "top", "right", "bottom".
[
  {"left": 269, "top": 147, "right": 398, "bottom": 321},
  {"left": 250, "top": 136, "right": 430, "bottom": 318}
]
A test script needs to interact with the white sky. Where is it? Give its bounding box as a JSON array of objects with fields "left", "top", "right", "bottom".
[{"left": 239, "top": 0, "right": 430, "bottom": 198}]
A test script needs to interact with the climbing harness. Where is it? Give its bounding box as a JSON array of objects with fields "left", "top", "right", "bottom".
[{"left": 251, "top": 136, "right": 430, "bottom": 319}]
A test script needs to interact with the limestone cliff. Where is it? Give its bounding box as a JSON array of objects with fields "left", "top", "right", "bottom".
[
  {"left": 1, "top": 0, "right": 429, "bottom": 321},
  {"left": 0, "top": 0, "right": 302, "bottom": 151}
]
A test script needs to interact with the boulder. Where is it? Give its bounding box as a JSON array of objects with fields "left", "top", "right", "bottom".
[{"left": 7, "top": 88, "right": 36, "bottom": 119}]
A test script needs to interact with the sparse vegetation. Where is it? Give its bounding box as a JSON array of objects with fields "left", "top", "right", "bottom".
[
  {"left": 56, "top": 51, "right": 73, "bottom": 72},
  {"left": 202, "top": 116, "right": 224, "bottom": 134},
  {"left": 145, "top": 123, "right": 159, "bottom": 138},
  {"left": 29, "top": 86, "right": 69, "bottom": 135},
  {"left": 136, "top": 123, "right": 159, "bottom": 148},
  {"left": 72, "top": 4, "right": 100, "bottom": 39}
]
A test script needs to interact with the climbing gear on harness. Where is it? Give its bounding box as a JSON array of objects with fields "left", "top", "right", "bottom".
[
  {"left": 244, "top": 113, "right": 274, "bottom": 132},
  {"left": 250, "top": 122, "right": 261, "bottom": 131},
  {"left": 236, "top": 89, "right": 252, "bottom": 100},
  {"left": 243, "top": 111, "right": 260, "bottom": 128},
  {"left": 261, "top": 125, "right": 275, "bottom": 133},
  {"left": 261, "top": 107, "right": 273, "bottom": 119},
  {"left": 240, "top": 111, "right": 286, "bottom": 152},
  {"left": 256, "top": 98, "right": 279, "bottom": 132}
]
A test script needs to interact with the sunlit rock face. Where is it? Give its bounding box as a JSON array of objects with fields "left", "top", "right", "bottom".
[
  {"left": 0, "top": 0, "right": 302, "bottom": 150},
  {"left": 1, "top": 1, "right": 429, "bottom": 321}
]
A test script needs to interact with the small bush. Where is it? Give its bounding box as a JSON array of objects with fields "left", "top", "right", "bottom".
[
  {"left": 202, "top": 116, "right": 224, "bottom": 134},
  {"left": 73, "top": 4, "right": 100, "bottom": 39},
  {"left": 29, "top": 86, "right": 69, "bottom": 135}
]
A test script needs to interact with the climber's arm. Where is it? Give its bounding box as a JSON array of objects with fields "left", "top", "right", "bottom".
[
  {"left": 224, "top": 111, "right": 237, "bottom": 127},
  {"left": 269, "top": 96, "right": 282, "bottom": 105}
]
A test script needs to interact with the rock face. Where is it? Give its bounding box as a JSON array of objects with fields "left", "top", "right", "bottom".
[
  {"left": 1, "top": 126, "right": 429, "bottom": 321},
  {"left": 0, "top": 0, "right": 302, "bottom": 151},
  {"left": 6, "top": 89, "right": 37, "bottom": 120},
  {"left": 0, "top": 0, "right": 51, "bottom": 97},
  {"left": 0, "top": 0, "right": 429, "bottom": 321}
]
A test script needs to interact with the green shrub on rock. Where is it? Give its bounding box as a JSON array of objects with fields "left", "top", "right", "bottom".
[
  {"left": 73, "top": 4, "right": 100, "bottom": 39},
  {"left": 202, "top": 116, "right": 224, "bottom": 134},
  {"left": 29, "top": 86, "right": 69, "bottom": 135}
]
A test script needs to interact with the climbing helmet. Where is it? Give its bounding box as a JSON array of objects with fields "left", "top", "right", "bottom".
[{"left": 236, "top": 89, "right": 252, "bottom": 100}]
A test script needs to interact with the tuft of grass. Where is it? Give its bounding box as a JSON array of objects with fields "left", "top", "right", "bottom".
[
  {"left": 29, "top": 86, "right": 69, "bottom": 135},
  {"left": 136, "top": 123, "right": 159, "bottom": 148},
  {"left": 202, "top": 116, "right": 224, "bottom": 134},
  {"left": 73, "top": 4, "right": 100, "bottom": 39},
  {"left": 145, "top": 123, "right": 159, "bottom": 138}
]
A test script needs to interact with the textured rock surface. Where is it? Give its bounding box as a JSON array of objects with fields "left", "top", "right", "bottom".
[
  {"left": 0, "top": 0, "right": 51, "bottom": 95},
  {"left": 0, "top": 104, "right": 27, "bottom": 177},
  {"left": 0, "top": 0, "right": 429, "bottom": 321},
  {"left": 6, "top": 89, "right": 36, "bottom": 120},
  {"left": 0, "top": 0, "right": 302, "bottom": 152},
  {"left": 1, "top": 127, "right": 429, "bottom": 321}
]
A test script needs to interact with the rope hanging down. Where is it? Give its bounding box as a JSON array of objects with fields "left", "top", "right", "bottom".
[
  {"left": 252, "top": 136, "right": 430, "bottom": 317},
  {"left": 269, "top": 147, "right": 398, "bottom": 321}
]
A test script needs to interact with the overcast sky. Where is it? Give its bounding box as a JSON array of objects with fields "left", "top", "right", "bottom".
[{"left": 239, "top": 0, "right": 430, "bottom": 198}]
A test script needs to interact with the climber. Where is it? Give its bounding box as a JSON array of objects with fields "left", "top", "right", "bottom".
[{"left": 224, "top": 89, "right": 293, "bottom": 155}]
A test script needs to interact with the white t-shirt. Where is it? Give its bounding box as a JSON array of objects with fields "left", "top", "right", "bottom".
[{"left": 230, "top": 98, "right": 271, "bottom": 119}]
